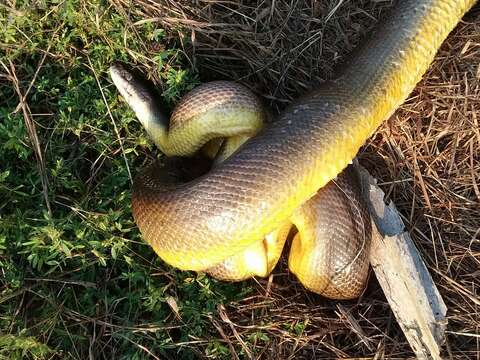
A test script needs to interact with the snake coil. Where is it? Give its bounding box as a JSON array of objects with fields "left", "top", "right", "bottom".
[{"left": 110, "top": 0, "right": 476, "bottom": 299}]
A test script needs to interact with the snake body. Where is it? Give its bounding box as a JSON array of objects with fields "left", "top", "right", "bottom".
[{"left": 110, "top": 0, "right": 476, "bottom": 299}]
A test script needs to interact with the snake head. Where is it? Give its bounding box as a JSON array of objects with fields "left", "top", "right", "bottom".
[{"left": 109, "top": 63, "right": 169, "bottom": 149}]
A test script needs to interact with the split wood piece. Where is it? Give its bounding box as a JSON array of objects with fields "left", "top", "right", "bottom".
[{"left": 355, "top": 165, "right": 447, "bottom": 360}]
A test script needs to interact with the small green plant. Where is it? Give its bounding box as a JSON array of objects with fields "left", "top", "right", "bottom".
[{"left": 0, "top": 334, "right": 54, "bottom": 360}]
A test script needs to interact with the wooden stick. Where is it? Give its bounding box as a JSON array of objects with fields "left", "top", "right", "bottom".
[{"left": 356, "top": 165, "right": 447, "bottom": 360}]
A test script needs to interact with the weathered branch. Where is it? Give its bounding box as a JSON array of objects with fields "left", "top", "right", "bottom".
[{"left": 357, "top": 165, "right": 447, "bottom": 360}]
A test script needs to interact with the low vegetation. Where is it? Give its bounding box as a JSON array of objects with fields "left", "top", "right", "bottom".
[{"left": 1, "top": 2, "right": 251, "bottom": 359}]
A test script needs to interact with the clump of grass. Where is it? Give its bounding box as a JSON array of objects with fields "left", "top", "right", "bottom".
[{"left": 0, "top": 334, "right": 53, "bottom": 359}]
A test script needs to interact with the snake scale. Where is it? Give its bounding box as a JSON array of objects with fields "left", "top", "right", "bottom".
[{"left": 110, "top": 0, "right": 476, "bottom": 299}]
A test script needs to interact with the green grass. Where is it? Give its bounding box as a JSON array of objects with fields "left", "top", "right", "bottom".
[{"left": 0, "top": 1, "right": 252, "bottom": 358}]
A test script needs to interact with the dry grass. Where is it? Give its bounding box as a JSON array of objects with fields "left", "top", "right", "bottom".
[{"left": 111, "top": 1, "right": 480, "bottom": 358}]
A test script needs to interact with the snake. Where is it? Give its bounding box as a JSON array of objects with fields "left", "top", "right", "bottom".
[{"left": 110, "top": 0, "right": 476, "bottom": 299}]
